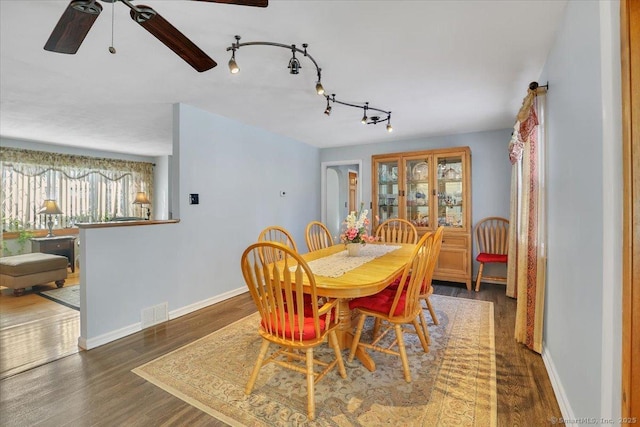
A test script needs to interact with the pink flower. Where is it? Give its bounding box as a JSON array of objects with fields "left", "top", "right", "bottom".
[{"left": 341, "top": 202, "right": 375, "bottom": 245}]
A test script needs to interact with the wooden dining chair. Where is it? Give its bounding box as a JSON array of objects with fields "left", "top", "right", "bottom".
[
  {"left": 257, "top": 226, "right": 298, "bottom": 263},
  {"left": 375, "top": 218, "right": 418, "bottom": 244},
  {"left": 241, "top": 241, "right": 347, "bottom": 421},
  {"left": 474, "top": 217, "right": 509, "bottom": 292},
  {"left": 419, "top": 226, "right": 444, "bottom": 331},
  {"left": 305, "top": 221, "right": 333, "bottom": 252},
  {"left": 347, "top": 232, "right": 435, "bottom": 382},
  {"left": 381, "top": 226, "right": 444, "bottom": 345}
]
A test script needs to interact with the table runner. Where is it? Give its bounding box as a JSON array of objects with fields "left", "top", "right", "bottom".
[{"left": 300, "top": 244, "right": 401, "bottom": 278}]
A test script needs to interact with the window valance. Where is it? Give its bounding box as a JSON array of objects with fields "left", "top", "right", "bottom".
[{"left": 0, "top": 147, "right": 153, "bottom": 183}]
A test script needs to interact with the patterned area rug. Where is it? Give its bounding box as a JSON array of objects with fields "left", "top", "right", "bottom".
[
  {"left": 37, "top": 284, "right": 80, "bottom": 311},
  {"left": 133, "top": 295, "right": 496, "bottom": 426}
]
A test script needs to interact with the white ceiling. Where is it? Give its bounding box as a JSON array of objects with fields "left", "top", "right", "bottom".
[{"left": 0, "top": 0, "right": 567, "bottom": 157}]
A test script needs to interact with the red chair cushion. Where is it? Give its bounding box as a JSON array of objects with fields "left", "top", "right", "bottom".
[
  {"left": 386, "top": 273, "right": 404, "bottom": 290},
  {"left": 387, "top": 274, "right": 429, "bottom": 293},
  {"left": 262, "top": 312, "right": 325, "bottom": 340},
  {"left": 349, "top": 289, "right": 407, "bottom": 316},
  {"left": 476, "top": 252, "right": 508, "bottom": 263}
]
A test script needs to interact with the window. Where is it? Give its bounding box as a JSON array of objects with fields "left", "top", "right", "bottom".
[{"left": 1, "top": 147, "right": 153, "bottom": 231}]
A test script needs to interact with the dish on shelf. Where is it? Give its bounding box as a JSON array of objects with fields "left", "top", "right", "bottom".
[
  {"left": 412, "top": 162, "right": 428, "bottom": 180},
  {"left": 390, "top": 166, "right": 398, "bottom": 181},
  {"left": 443, "top": 167, "right": 460, "bottom": 180}
]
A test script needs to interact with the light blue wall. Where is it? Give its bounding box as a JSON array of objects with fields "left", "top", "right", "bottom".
[
  {"left": 320, "top": 129, "right": 513, "bottom": 271},
  {"left": 78, "top": 103, "right": 320, "bottom": 345},
  {"left": 541, "top": 0, "right": 622, "bottom": 421},
  {"left": 173, "top": 103, "right": 320, "bottom": 254}
]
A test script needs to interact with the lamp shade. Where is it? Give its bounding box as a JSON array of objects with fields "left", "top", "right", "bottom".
[
  {"left": 38, "top": 199, "right": 63, "bottom": 215},
  {"left": 133, "top": 192, "right": 151, "bottom": 205}
]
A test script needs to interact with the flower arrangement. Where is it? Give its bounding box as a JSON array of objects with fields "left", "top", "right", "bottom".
[{"left": 340, "top": 203, "right": 377, "bottom": 245}]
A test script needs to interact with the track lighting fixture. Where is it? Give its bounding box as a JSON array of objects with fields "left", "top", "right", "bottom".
[
  {"left": 226, "top": 35, "right": 393, "bottom": 133},
  {"left": 228, "top": 35, "right": 241, "bottom": 74},
  {"left": 228, "top": 51, "right": 239, "bottom": 74},
  {"left": 288, "top": 46, "right": 301, "bottom": 74},
  {"left": 324, "top": 95, "right": 334, "bottom": 116},
  {"left": 315, "top": 67, "right": 325, "bottom": 95}
]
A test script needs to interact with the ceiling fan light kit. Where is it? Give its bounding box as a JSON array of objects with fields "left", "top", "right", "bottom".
[{"left": 226, "top": 35, "right": 393, "bottom": 132}]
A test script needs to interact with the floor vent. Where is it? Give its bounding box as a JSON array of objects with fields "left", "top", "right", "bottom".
[{"left": 141, "top": 302, "right": 169, "bottom": 328}]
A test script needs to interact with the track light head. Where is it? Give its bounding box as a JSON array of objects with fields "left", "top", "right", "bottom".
[
  {"left": 361, "top": 114, "right": 367, "bottom": 124},
  {"left": 386, "top": 123, "right": 393, "bottom": 132},
  {"left": 316, "top": 82, "right": 325, "bottom": 95},
  {"left": 228, "top": 57, "right": 239, "bottom": 74},
  {"left": 288, "top": 46, "right": 301, "bottom": 74},
  {"left": 288, "top": 57, "right": 301, "bottom": 74},
  {"left": 324, "top": 96, "right": 332, "bottom": 115}
]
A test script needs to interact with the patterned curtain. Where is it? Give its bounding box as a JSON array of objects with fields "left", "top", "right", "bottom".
[
  {"left": 0, "top": 147, "right": 154, "bottom": 230},
  {"left": 507, "top": 88, "right": 547, "bottom": 354}
]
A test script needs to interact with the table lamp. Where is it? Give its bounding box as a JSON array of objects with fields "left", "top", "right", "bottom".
[
  {"left": 38, "top": 199, "right": 63, "bottom": 237},
  {"left": 133, "top": 192, "right": 151, "bottom": 220}
]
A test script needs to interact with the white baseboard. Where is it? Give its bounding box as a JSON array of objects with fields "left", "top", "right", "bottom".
[
  {"left": 77, "top": 287, "right": 248, "bottom": 350},
  {"left": 542, "top": 346, "right": 577, "bottom": 426},
  {"left": 78, "top": 322, "right": 141, "bottom": 350},
  {"left": 169, "top": 287, "right": 247, "bottom": 320}
]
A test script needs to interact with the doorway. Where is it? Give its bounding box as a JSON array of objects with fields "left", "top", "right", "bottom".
[{"left": 321, "top": 160, "right": 363, "bottom": 240}]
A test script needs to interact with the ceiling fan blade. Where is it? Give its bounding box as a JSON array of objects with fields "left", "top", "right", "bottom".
[
  {"left": 44, "top": 0, "right": 103, "bottom": 54},
  {"left": 192, "top": 0, "right": 268, "bottom": 7},
  {"left": 130, "top": 6, "right": 217, "bottom": 72}
]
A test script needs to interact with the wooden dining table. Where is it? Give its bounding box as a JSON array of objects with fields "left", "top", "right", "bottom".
[{"left": 298, "top": 242, "right": 416, "bottom": 371}]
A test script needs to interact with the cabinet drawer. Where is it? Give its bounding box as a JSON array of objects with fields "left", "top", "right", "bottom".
[
  {"left": 442, "top": 234, "right": 468, "bottom": 248},
  {"left": 41, "top": 241, "right": 68, "bottom": 251}
]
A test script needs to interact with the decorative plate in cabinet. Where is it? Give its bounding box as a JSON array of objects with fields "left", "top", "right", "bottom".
[{"left": 412, "top": 162, "right": 428, "bottom": 180}]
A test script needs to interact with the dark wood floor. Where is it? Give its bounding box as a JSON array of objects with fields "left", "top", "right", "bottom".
[{"left": 0, "top": 282, "right": 561, "bottom": 426}]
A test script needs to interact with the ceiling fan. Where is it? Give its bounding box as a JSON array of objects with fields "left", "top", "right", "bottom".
[{"left": 43, "top": 0, "right": 268, "bottom": 72}]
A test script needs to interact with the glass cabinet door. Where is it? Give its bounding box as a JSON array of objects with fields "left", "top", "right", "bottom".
[
  {"left": 435, "top": 154, "right": 465, "bottom": 229},
  {"left": 375, "top": 159, "right": 400, "bottom": 224},
  {"left": 404, "top": 157, "right": 430, "bottom": 229}
]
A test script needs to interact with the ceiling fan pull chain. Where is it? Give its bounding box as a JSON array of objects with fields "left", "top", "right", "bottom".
[{"left": 108, "top": 0, "right": 116, "bottom": 54}]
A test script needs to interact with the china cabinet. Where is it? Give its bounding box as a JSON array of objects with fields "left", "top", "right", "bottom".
[{"left": 372, "top": 147, "right": 472, "bottom": 289}]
